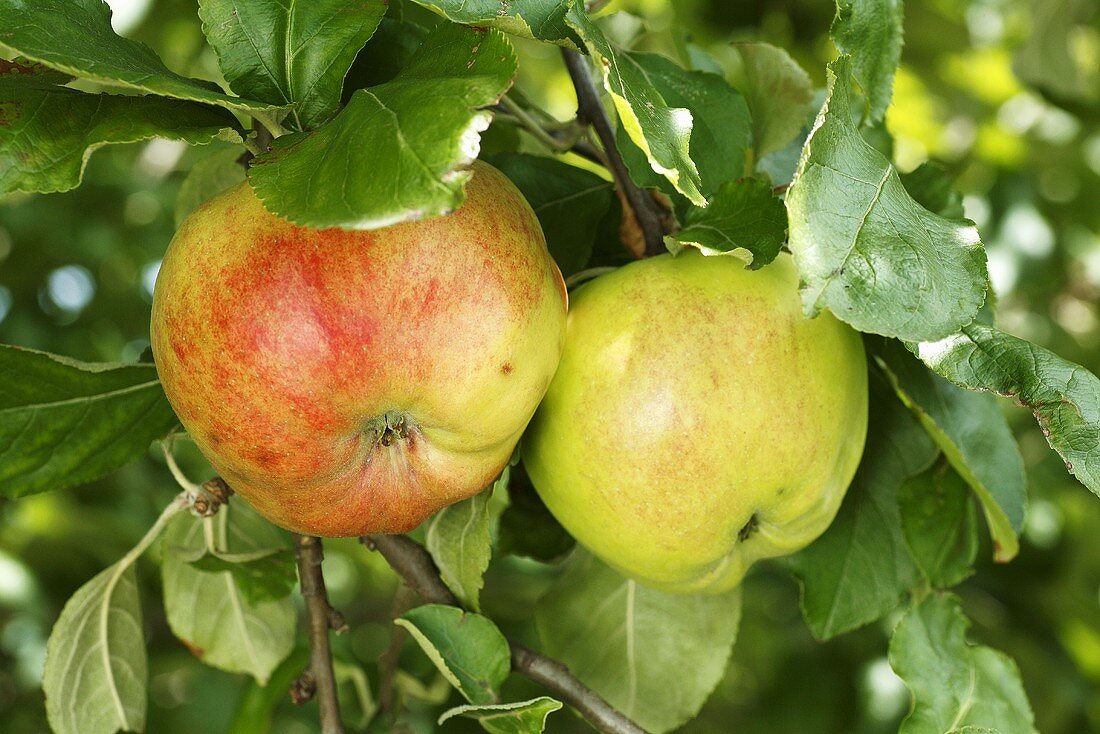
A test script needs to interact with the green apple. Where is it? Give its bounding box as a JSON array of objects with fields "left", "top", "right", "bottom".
[
  {"left": 523, "top": 250, "right": 868, "bottom": 594},
  {"left": 151, "top": 161, "right": 567, "bottom": 536}
]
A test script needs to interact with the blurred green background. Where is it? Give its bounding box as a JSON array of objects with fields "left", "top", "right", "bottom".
[{"left": 1, "top": 0, "right": 1098, "bottom": 732}]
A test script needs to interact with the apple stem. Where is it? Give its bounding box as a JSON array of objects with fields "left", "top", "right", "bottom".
[
  {"left": 362, "top": 534, "right": 648, "bottom": 734},
  {"left": 561, "top": 48, "right": 670, "bottom": 259},
  {"left": 294, "top": 535, "right": 346, "bottom": 734}
]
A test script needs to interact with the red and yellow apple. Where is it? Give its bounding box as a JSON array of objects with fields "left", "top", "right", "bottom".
[
  {"left": 523, "top": 251, "right": 868, "bottom": 594},
  {"left": 151, "top": 161, "right": 567, "bottom": 536}
]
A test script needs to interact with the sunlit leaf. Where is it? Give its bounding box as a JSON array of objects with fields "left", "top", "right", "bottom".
[
  {"left": 565, "top": 8, "right": 705, "bottom": 205},
  {"left": 614, "top": 51, "right": 749, "bottom": 199},
  {"left": 786, "top": 56, "right": 989, "bottom": 342},
  {"left": 409, "top": 0, "right": 580, "bottom": 47}
]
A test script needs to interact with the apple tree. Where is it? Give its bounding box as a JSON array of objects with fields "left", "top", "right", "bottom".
[{"left": 1, "top": 0, "right": 1099, "bottom": 733}]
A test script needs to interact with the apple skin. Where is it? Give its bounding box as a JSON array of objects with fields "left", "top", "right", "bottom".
[
  {"left": 151, "top": 161, "right": 567, "bottom": 536},
  {"left": 523, "top": 250, "right": 868, "bottom": 594}
]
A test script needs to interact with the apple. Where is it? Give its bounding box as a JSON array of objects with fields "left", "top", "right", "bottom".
[
  {"left": 151, "top": 161, "right": 567, "bottom": 536},
  {"left": 523, "top": 251, "right": 868, "bottom": 594}
]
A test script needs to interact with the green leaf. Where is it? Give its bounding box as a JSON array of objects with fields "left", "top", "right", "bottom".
[
  {"left": 873, "top": 338, "right": 1026, "bottom": 561},
  {"left": 830, "top": 0, "right": 904, "bottom": 121},
  {"left": 489, "top": 153, "right": 612, "bottom": 277},
  {"left": 897, "top": 463, "right": 979, "bottom": 588},
  {"left": 162, "top": 501, "right": 296, "bottom": 684},
  {"left": 438, "top": 697, "right": 563, "bottom": 734},
  {"left": 0, "top": 346, "right": 179, "bottom": 499},
  {"left": 187, "top": 547, "right": 297, "bottom": 605},
  {"left": 535, "top": 550, "right": 741, "bottom": 733},
  {"left": 426, "top": 486, "right": 495, "bottom": 611},
  {"left": 789, "top": 369, "right": 937, "bottom": 640},
  {"left": 889, "top": 594, "right": 1037, "bottom": 734},
  {"left": 42, "top": 563, "right": 146, "bottom": 734},
  {"left": 914, "top": 324, "right": 1100, "bottom": 499},
  {"left": 0, "top": 83, "right": 235, "bottom": 196},
  {"left": 730, "top": 42, "right": 815, "bottom": 158},
  {"left": 565, "top": 8, "right": 705, "bottom": 205},
  {"left": 898, "top": 161, "right": 966, "bottom": 219},
  {"left": 409, "top": 0, "right": 580, "bottom": 47},
  {"left": 0, "top": 0, "right": 280, "bottom": 114},
  {"left": 396, "top": 604, "right": 511, "bottom": 705},
  {"left": 614, "top": 51, "right": 750, "bottom": 199},
  {"left": 344, "top": 18, "right": 429, "bottom": 90},
  {"left": 248, "top": 23, "right": 517, "bottom": 229},
  {"left": 786, "top": 56, "right": 989, "bottom": 342},
  {"left": 668, "top": 177, "right": 786, "bottom": 267},
  {"left": 174, "top": 146, "right": 248, "bottom": 226},
  {"left": 198, "top": 0, "right": 387, "bottom": 129}
]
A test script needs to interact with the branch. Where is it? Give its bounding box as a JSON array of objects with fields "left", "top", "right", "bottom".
[
  {"left": 363, "top": 534, "right": 457, "bottom": 605},
  {"left": 362, "top": 534, "right": 648, "bottom": 734},
  {"left": 294, "top": 535, "right": 345, "bottom": 734},
  {"left": 561, "top": 48, "right": 667, "bottom": 258}
]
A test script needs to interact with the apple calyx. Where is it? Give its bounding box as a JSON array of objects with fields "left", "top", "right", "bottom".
[
  {"left": 737, "top": 513, "right": 759, "bottom": 543},
  {"left": 366, "top": 410, "right": 416, "bottom": 448}
]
